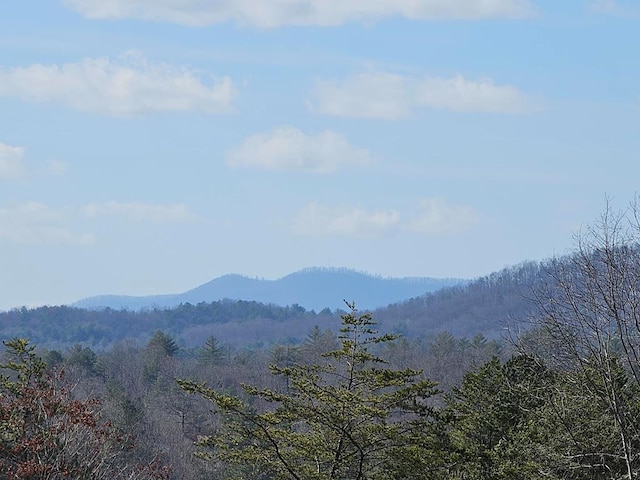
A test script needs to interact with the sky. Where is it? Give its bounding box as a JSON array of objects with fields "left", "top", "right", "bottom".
[{"left": 1, "top": 0, "right": 639, "bottom": 310}]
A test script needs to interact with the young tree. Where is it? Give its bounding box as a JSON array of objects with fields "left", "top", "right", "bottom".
[
  {"left": 143, "top": 331, "right": 179, "bottom": 387},
  {"left": 299, "top": 326, "right": 338, "bottom": 364},
  {"left": 178, "top": 303, "right": 440, "bottom": 480},
  {"left": 198, "top": 335, "right": 227, "bottom": 366},
  {"left": 147, "top": 331, "right": 179, "bottom": 357}
]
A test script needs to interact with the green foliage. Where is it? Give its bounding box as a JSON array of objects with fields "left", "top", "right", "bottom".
[
  {"left": 178, "top": 303, "right": 440, "bottom": 480},
  {"left": 442, "top": 352, "right": 640, "bottom": 480},
  {"left": 445, "top": 355, "right": 554, "bottom": 480},
  {"left": 43, "top": 349, "right": 64, "bottom": 369},
  {"left": 147, "top": 331, "right": 179, "bottom": 357},
  {"left": 65, "top": 343, "right": 101, "bottom": 376},
  {"left": 549, "top": 357, "right": 640, "bottom": 479},
  {"left": 143, "top": 331, "right": 179, "bottom": 387}
]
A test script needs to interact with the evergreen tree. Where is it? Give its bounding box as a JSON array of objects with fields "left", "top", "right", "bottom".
[
  {"left": 198, "top": 335, "right": 227, "bottom": 366},
  {"left": 143, "top": 331, "right": 179, "bottom": 387},
  {"left": 147, "top": 331, "right": 179, "bottom": 357},
  {"left": 445, "top": 355, "right": 552, "bottom": 480},
  {"left": 178, "top": 303, "right": 440, "bottom": 480},
  {"left": 300, "top": 325, "right": 338, "bottom": 364}
]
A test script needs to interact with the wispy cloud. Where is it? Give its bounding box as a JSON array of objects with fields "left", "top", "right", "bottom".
[
  {"left": 63, "top": 0, "right": 534, "bottom": 27},
  {"left": 313, "top": 72, "right": 535, "bottom": 119},
  {"left": 226, "top": 126, "right": 372, "bottom": 173},
  {"left": 292, "top": 198, "right": 478, "bottom": 237},
  {"left": 83, "top": 201, "right": 198, "bottom": 223},
  {"left": 0, "top": 54, "right": 235, "bottom": 116},
  {"left": 407, "top": 198, "right": 480, "bottom": 235},
  {"left": 0, "top": 203, "right": 94, "bottom": 245},
  {"left": 0, "top": 142, "right": 27, "bottom": 180},
  {"left": 589, "top": 0, "right": 617, "bottom": 13},
  {"left": 293, "top": 202, "right": 401, "bottom": 237},
  {"left": 588, "top": 0, "right": 640, "bottom": 16},
  {"left": 46, "top": 159, "right": 69, "bottom": 176},
  {"left": 0, "top": 201, "right": 197, "bottom": 245}
]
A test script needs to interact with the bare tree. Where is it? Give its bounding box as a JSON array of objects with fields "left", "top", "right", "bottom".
[{"left": 529, "top": 198, "right": 640, "bottom": 479}]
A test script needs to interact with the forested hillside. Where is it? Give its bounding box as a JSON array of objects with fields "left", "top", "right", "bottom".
[
  {"left": 376, "top": 260, "right": 544, "bottom": 338},
  {"left": 0, "top": 262, "right": 542, "bottom": 350},
  {"left": 0, "top": 300, "right": 333, "bottom": 350}
]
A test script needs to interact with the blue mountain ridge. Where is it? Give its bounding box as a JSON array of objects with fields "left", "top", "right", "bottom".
[{"left": 72, "top": 267, "right": 466, "bottom": 312}]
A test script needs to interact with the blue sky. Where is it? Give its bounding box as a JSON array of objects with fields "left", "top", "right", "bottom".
[{"left": 1, "top": 0, "right": 639, "bottom": 310}]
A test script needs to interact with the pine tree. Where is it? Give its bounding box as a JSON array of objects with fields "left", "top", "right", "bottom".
[
  {"left": 198, "top": 336, "right": 227, "bottom": 366},
  {"left": 178, "top": 303, "right": 440, "bottom": 480}
]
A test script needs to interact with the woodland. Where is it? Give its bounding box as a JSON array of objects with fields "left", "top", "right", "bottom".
[{"left": 3, "top": 202, "right": 640, "bottom": 479}]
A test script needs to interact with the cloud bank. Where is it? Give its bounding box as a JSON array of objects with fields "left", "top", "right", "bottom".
[
  {"left": 0, "top": 56, "right": 235, "bottom": 116},
  {"left": 63, "top": 0, "right": 534, "bottom": 27},
  {"left": 227, "top": 127, "right": 372, "bottom": 173},
  {"left": 313, "top": 72, "right": 534, "bottom": 118},
  {"left": 293, "top": 198, "right": 478, "bottom": 237}
]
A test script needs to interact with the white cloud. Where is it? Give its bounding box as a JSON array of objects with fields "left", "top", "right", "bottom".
[
  {"left": 226, "top": 126, "right": 372, "bottom": 173},
  {"left": 83, "top": 201, "right": 197, "bottom": 223},
  {"left": 415, "top": 75, "right": 532, "bottom": 113},
  {"left": 408, "top": 198, "right": 479, "bottom": 235},
  {"left": 313, "top": 72, "right": 534, "bottom": 119},
  {"left": 0, "top": 55, "right": 235, "bottom": 116},
  {"left": 293, "top": 202, "right": 401, "bottom": 237},
  {"left": 0, "top": 142, "right": 27, "bottom": 180},
  {"left": 63, "top": 0, "right": 534, "bottom": 27},
  {"left": 314, "top": 72, "right": 412, "bottom": 120},
  {"left": 0, "top": 143, "right": 70, "bottom": 180},
  {"left": 293, "top": 198, "right": 479, "bottom": 237},
  {"left": 0, "top": 203, "right": 94, "bottom": 245}
]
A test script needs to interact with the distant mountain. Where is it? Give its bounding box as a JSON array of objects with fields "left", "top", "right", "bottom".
[
  {"left": 2, "top": 261, "right": 546, "bottom": 351},
  {"left": 72, "top": 267, "right": 465, "bottom": 311}
]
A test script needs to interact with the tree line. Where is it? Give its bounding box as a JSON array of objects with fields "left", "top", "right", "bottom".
[{"left": 0, "top": 259, "right": 550, "bottom": 352}]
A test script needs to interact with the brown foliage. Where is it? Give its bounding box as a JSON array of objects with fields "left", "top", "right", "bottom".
[{"left": 0, "top": 338, "right": 169, "bottom": 480}]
